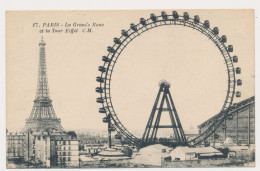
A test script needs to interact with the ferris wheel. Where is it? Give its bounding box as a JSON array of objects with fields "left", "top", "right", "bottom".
[{"left": 96, "top": 11, "right": 242, "bottom": 147}]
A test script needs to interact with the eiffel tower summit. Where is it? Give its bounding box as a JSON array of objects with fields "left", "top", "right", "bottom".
[{"left": 22, "top": 37, "right": 64, "bottom": 133}]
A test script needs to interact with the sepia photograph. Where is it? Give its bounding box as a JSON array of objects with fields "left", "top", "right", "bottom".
[{"left": 4, "top": 8, "right": 256, "bottom": 169}]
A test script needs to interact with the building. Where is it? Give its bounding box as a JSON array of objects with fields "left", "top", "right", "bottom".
[
  {"left": 84, "top": 144, "right": 106, "bottom": 155},
  {"left": 198, "top": 96, "right": 255, "bottom": 146},
  {"left": 8, "top": 130, "right": 79, "bottom": 167},
  {"left": 132, "top": 144, "right": 172, "bottom": 166},
  {"left": 169, "top": 146, "right": 223, "bottom": 161},
  {"left": 52, "top": 132, "right": 79, "bottom": 167},
  {"left": 6, "top": 132, "right": 26, "bottom": 160},
  {"left": 32, "top": 132, "right": 52, "bottom": 167},
  {"left": 93, "top": 149, "right": 131, "bottom": 160}
]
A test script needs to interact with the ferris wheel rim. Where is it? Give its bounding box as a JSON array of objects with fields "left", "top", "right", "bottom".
[{"left": 97, "top": 11, "right": 237, "bottom": 146}]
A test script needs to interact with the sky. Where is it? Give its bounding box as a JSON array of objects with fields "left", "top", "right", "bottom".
[{"left": 6, "top": 10, "right": 254, "bottom": 135}]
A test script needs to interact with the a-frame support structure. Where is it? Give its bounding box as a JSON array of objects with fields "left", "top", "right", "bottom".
[{"left": 141, "top": 80, "right": 187, "bottom": 147}]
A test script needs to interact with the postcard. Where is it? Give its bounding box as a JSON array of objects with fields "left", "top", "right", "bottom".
[{"left": 6, "top": 10, "right": 255, "bottom": 168}]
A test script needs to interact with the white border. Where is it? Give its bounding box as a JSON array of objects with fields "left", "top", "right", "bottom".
[{"left": 1, "top": 0, "right": 259, "bottom": 171}]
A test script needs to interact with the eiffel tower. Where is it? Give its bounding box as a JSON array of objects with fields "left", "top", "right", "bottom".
[
  {"left": 142, "top": 80, "right": 187, "bottom": 147},
  {"left": 22, "top": 37, "right": 64, "bottom": 133}
]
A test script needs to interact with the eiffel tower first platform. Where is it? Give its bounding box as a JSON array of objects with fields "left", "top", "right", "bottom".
[{"left": 22, "top": 38, "right": 64, "bottom": 133}]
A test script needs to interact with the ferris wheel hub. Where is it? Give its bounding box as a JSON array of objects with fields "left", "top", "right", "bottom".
[{"left": 159, "top": 80, "right": 171, "bottom": 88}]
